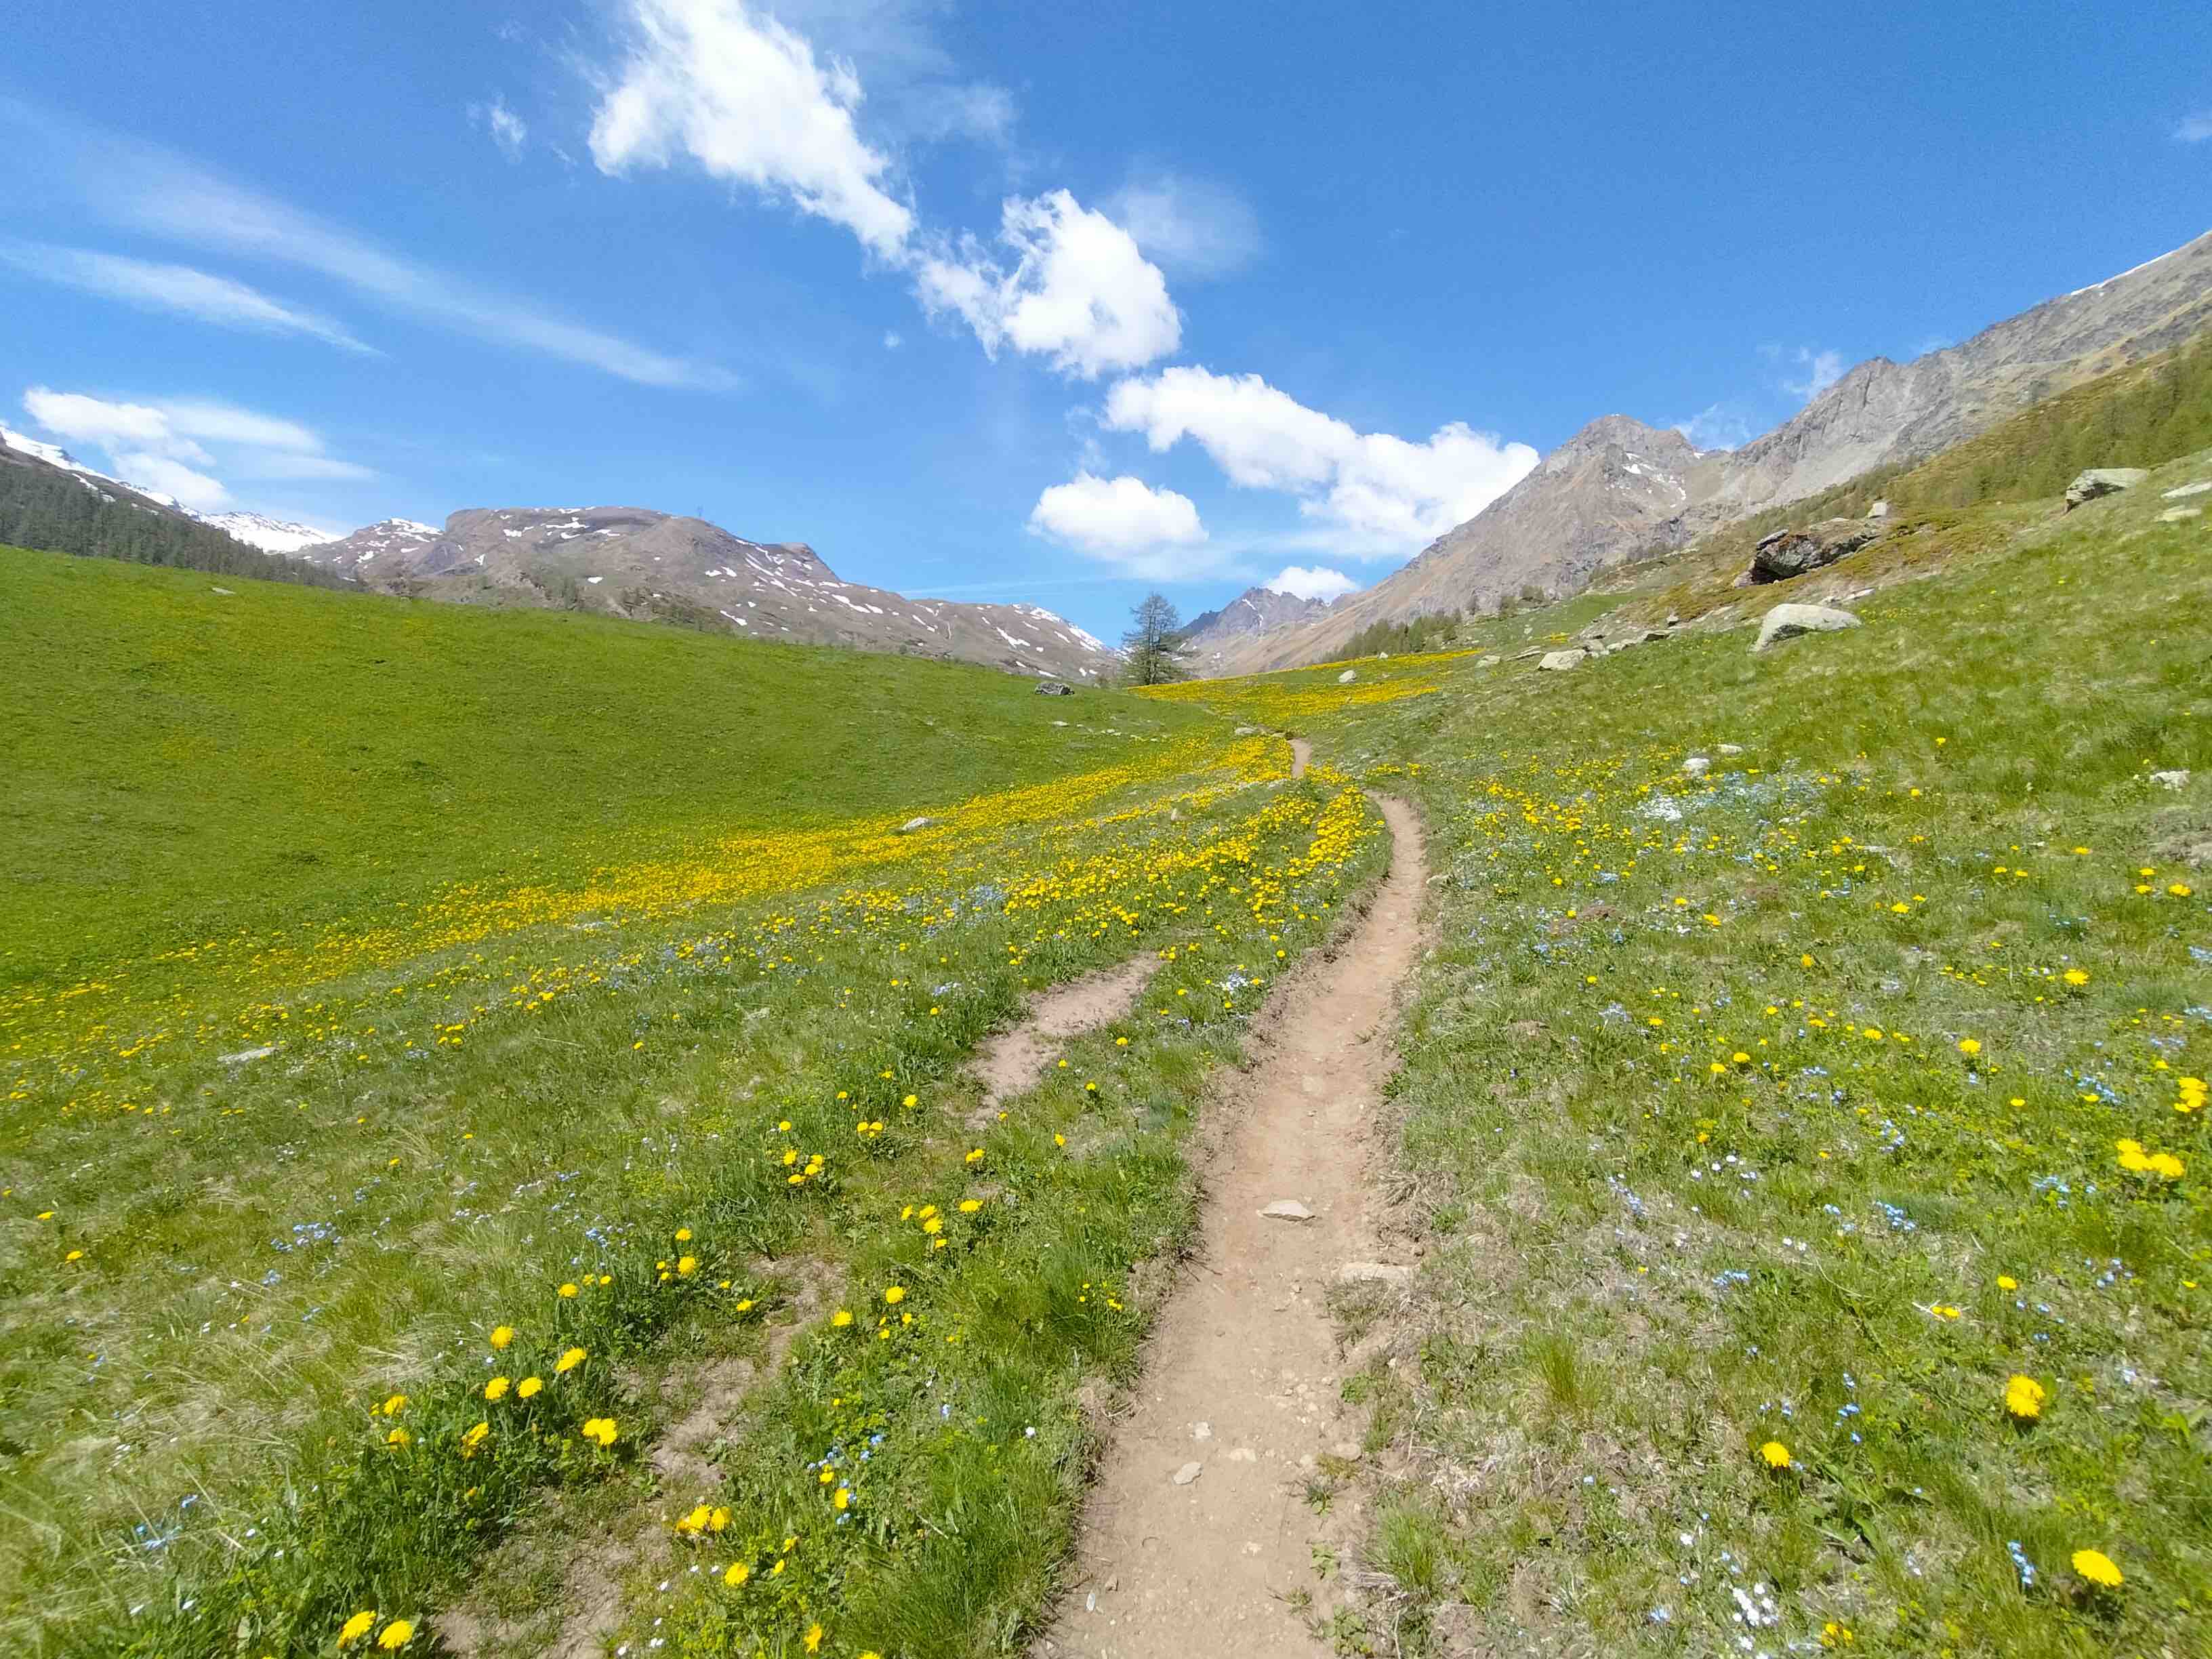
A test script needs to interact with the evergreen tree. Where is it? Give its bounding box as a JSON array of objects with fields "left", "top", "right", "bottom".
[{"left": 1121, "top": 592, "right": 1195, "bottom": 685}]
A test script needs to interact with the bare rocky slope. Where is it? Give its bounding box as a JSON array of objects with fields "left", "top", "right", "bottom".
[
  {"left": 1178, "top": 584, "right": 1336, "bottom": 672},
  {"left": 1206, "top": 226, "right": 2212, "bottom": 676},
  {"left": 302, "top": 505, "right": 1120, "bottom": 682}
]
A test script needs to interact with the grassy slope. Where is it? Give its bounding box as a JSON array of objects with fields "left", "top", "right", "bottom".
[
  {"left": 1166, "top": 446, "right": 2212, "bottom": 1653},
  {"left": 0, "top": 548, "right": 1393, "bottom": 1656},
  {"left": 1, "top": 545, "right": 1208, "bottom": 983}
]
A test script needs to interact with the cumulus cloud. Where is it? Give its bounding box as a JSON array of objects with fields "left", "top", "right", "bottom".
[
  {"left": 1106, "top": 173, "right": 1262, "bottom": 280},
  {"left": 1266, "top": 565, "right": 1357, "bottom": 602},
  {"left": 1103, "top": 366, "right": 1537, "bottom": 555},
  {"left": 1781, "top": 346, "right": 1848, "bottom": 401},
  {"left": 470, "top": 94, "right": 529, "bottom": 161},
  {"left": 20, "top": 385, "right": 373, "bottom": 508},
  {"left": 1, "top": 243, "right": 376, "bottom": 354},
  {"left": 2175, "top": 110, "right": 2212, "bottom": 143},
  {"left": 1027, "top": 472, "right": 1212, "bottom": 578},
  {"left": 916, "top": 190, "right": 1181, "bottom": 379},
  {"left": 588, "top": 0, "right": 916, "bottom": 259}
]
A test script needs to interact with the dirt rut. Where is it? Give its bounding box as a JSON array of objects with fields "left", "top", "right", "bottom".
[{"left": 1040, "top": 769, "right": 1426, "bottom": 1658}]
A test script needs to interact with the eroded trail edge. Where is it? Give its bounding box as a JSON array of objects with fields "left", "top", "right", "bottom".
[{"left": 1041, "top": 782, "right": 1427, "bottom": 1658}]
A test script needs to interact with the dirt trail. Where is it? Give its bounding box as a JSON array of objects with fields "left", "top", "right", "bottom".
[
  {"left": 1040, "top": 751, "right": 1426, "bottom": 1658},
  {"left": 969, "top": 956, "right": 1160, "bottom": 1126}
]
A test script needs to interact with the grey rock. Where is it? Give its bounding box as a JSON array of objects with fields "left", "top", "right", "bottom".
[
  {"left": 1750, "top": 517, "right": 1882, "bottom": 583},
  {"left": 1336, "top": 668, "right": 1357, "bottom": 684},
  {"left": 1682, "top": 756, "right": 1711, "bottom": 777},
  {"left": 2162, "top": 479, "right": 2212, "bottom": 499},
  {"left": 2152, "top": 769, "right": 2190, "bottom": 790},
  {"left": 1172, "top": 1460, "right": 1203, "bottom": 1486},
  {"left": 1754, "top": 602, "right": 1861, "bottom": 653},
  {"left": 219, "top": 1044, "right": 279, "bottom": 1065},
  {"left": 1477, "top": 654, "right": 1502, "bottom": 667},
  {"left": 1866, "top": 499, "right": 1890, "bottom": 519},
  {"left": 1260, "top": 1199, "right": 1315, "bottom": 1222},
  {"left": 1337, "top": 1262, "right": 1414, "bottom": 1286},
  {"left": 2158, "top": 506, "right": 2203, "bottom": 523},
  {"left": 2063, "top": 467, "right": 2150, "bottom": 509},
  {"left": 1034, "top": 679, "right": 1074, "bottom": 695},
  {"left": 897, "top": 816, "right": 940, "bottom": 834},
  {"left": 1717, "top": 743, "right": 1744, "bottom": 755},
  {"left": 1538, "top": 649, "right": 1586, "bottom": 672}
]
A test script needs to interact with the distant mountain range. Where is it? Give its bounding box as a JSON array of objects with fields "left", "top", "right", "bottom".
[
  {"left": 1200, "top": 226, "right": 2212, "bottom": 676},
  {"left": 0, "top": 427, "right": 338, "bottom": 552}
]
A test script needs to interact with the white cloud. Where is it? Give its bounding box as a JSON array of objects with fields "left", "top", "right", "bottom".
[
  {"left": 470, "top": 94, "right": 529, "bottom": 161},
  {"left": 2175, "top": 110, "right": 2212, "bottom": 142},
  {"left": 1106, "top": 174, "right": 1262, "bottom": 280},
  {"left": 588, "top": 0, "right": 916, "bottom": 260},
  {"left": 5, "top": 105, "right": 727, "bottom": 389},
  {"left": 766, "top": 0, "right": 1016, "bottom": 146},
  {"left": 1266, "top": 565, "right": 1356, "bottom": 602},
  {"left": 1782, "top": 346, "right": 1847, "bottom": 401},
  {"left": 1103, "top": 366, "right": 1537, "bottom": 555},
  {"left": 1027, "top": 472, "right": 1211, "bottom": 579},
  {"left": 112, "top": 453, "right": 230, "bottom": 511},
  {"left": 916, "top": 191, "right": 1181, "bottom": 379},
  {"left": 1, "top": 243, "right": 376, "bottom": 354},
  {"left": 1672, "top": 402, "right": 1755, "bottom": 452},
  {"left": 882, "top": 329, "right": 903, "bottom": 349},
  {"left": 21, "top": 386, "right": 373, "bottom": 506}
]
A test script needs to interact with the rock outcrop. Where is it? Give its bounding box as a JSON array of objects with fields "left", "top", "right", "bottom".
[
  {"left": 1750, "top": 518, "right": 1884, "bottom": 583},
  {"left": 2063, "top": 468, "right": 2150, "bottom": 509},
  {"left": 1754, "top": 603, "right": 1862, "bottom": 653}
]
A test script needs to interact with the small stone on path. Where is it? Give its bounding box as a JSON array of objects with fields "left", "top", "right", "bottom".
[
  {"left": 1337, "top": 1261, "right": 1414, "bottom": 1285},
  {"left": 1260, "top": 1199, "right": 1313, "bottom": 1221},
  {"left": 1172, "top": 1460, "right": 1203, "bottom": 1486}
]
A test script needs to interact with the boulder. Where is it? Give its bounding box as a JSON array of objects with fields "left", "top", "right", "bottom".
[
  {"left": 1750, "top": 517, "right": 1882, "bottom": 583},
  {"left": 1754, "top": 602, "right": 1860, "bottom": 654},
  {"left": 1717, "top": 743, "right": 1744, "bottom": 756},
  {"left": 1538, "top": 649, "right": 1586, "bottom": 672},
  {"left": 1866, "top": 499, "right": 1891, "bottom": 520},
  {"left": 2063, "top": 467, "right": 2149, "bottom": 510},
  {"left": 897, "top": 816, "right": 941, "bottom": 834},
  {"left": 2158, "top": 506, "right": 2203, "bottom": 523},
  {"left": 1336, "top": 668, "right": 1357, "bottom": 684},
  {"left": 2152, "top": 769, "right": 2191, "bottom": 791},
  {"left": 1033, "top": 679, "right": 1074, "bottom": 696},
  {"left": 1682, "top": 756, "right": 1711, "bottom": 777},
  {"left": 2162, "top": 480, "right": 2212, "bottom": 499}
]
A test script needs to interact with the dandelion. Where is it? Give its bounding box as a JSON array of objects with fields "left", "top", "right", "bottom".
[
  {"left": 724, "top": 1561, "right": 750, "bottom": 1586},
  {"left": 959, "top": 1198, "right": 981, "bottom": 1212},
  {"left": 489, "top": 1325, "right": 514, "bottom": 1350},
  {"left": 2062, "top": 969, "right": 2089, "bottom": 987},
  {"left": 2072, "top": 1549, "right": 2123, "bottom": 1588},
  {"left": 556, "top": 1346, "right": 586, "bottom": 1373},
  {"left": 581, "top": 1416, "right": 618, "bottom": 1448},
  {"left": 674, "top": 1227, "right": 691, "bottom": 1242},
  {"left": 338, "top": 1610, "right": 377, "bottom": 1647},
  {"left": 517, "top": 1376, "right": 542, "bottom": 1399},
  {"left": 377, "top": 1619, "right": 415, "bottom": 1650},
  {"left": 484, "top": 1376, "right": 510, "bottom": 1401},
  {"left": 883, "top": 1286, "right": 905, "bottom": 1304},
  {"left": 832, "top": 1309, "right": 854, "bottom": 1328},
  {"left": 1997, "top": 1275, "right": 2018, "bottom": 1291},
  {"left": 1758, "top": 1440, "right": 1793, "bottom": 1470},
  {"left": 1958, "top": 1038, "right": 1980, "bottom": 1057},
  {"left": 558, "top": 1282, "right": 579, "bottom": 1298},
  {"left": 2005, "top": 1374, "right": 2045, "bottom": 1420},
  {"left": 803, "top": 1624, "right": 823, "bottom": 1654},
  {"left": 380, "top": 1393, "right": 409, "bottom": 1416},
  {"left": 385, "top": 1427, "right": 412, "bottom": 1448},
  {"left": 676, "top": 1255, "right": 697, "bottom": 1277},
  {"left": 459, "top": 1421, "right": 489, "bottom": 1457}
]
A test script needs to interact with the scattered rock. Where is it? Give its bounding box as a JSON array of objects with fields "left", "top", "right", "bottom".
[
  {"left": 1172, "top": 1460, "right": 1203, "bottom": 1486},
  {"left": 1750, "top": 517, "right": 1881, "bottom": 583},
  {"left": 1477, "top": 654, "right": 1502, "bottom": 668},
  {"left": 897, "top": 817, "right": 940, "bottom": 834},
  {"left": 1717, "top": 743, "right": 1744, "bottom": 755},
  {"left": 2158, "top": 506, "right": 2203, "bottom": 523},
  {"left": 1754, "top": 602, "right": 1861, "bottom": 654},
  {"left": 2162, "top": 480, "right": 2212, "bottom": 499},
  {"left": 1034, "top": 679, "right": 1074, "bottom": 696},
  {"left": 2152, "top": 770, "right": 2191, "bottom": 791},
  {"left": 1192, "top": 1421, "right": 1212, "bottom": 1440},
  {"left": 1681, "top": 756, "right": 1711, "bottom": 777},
  {"left": 2063, "top": 467, "right": 2149, "bottom": 509},
  {"left": 1866, "top": 499, "right": 1890, "bottom": 519},
  {"left": 1538, "top": 649, "right": 1586, "bottom": 672},
  {"left": 219, "top": 1044, "right": 278, "bottom": 1065},
  {"left": 1336, "top": 668, "right": 1357, "bottom": 684},
  {"left": 1337, "top": 1262, "right": 1414, "bottom": 1286},
  {"left": 1233, "top": 725, "right": 1260, "bottom": 735},
  {"left": 1260, "top": 1199, "right": 1315, "bottom": 1222},
  {"left": 210, "top": 585, "right": 236, "bottom": 595}
]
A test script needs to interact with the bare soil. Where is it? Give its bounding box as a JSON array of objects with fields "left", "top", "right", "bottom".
[{"left": 1038, "top": 764, "right": 1429, "bottom": 1658}]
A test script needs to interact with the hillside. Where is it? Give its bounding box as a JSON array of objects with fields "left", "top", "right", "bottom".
[
  {"left": 1209, "top": 226, "right": 2212, "bottom": 674},
  {"left": 303, "top": 504, "right": 1122, "bottom": 681},
  {"left": 1178, "top": 583, "right": 1335, "bottom": 672}
]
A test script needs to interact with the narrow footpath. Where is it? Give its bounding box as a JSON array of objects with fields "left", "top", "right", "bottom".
[{"left": 1040, "top": 738, "right": 1429, "bottom": 1657}]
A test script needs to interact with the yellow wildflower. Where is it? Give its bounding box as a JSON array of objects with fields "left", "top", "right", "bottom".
[
  {"left": 489, "top": 1325, "right": 514, "bottom": 1350},
  {"left": 377, "top": 1619, "right": 415, "bottom": 1650},
  {"left": 517, "top": 1376, "right": 542, "bottom": 1399},
  {"left": 484, "top": 1376, "right": 510, "bottom": 1401},
  {"left": 556, "top": 1347, "right": 586, "bottom": 1373},
  {"left": 337, "top": 1610, "right": 377, "bottom": 1647},
  {"left": 2072, "top": 1549, "right": 2123, "bottom": 1588},
  {"left": 1758, "top": 1440, "right": 1793, "bottom": 1470},
  {"left": 2005, "top": 1374, "right": 2045, "bottom": 1420}
]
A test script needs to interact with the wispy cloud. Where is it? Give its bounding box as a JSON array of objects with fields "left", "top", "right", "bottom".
[
  {"left": 1779, "top": 346, "right": 1848, "bottom": 401},
  {"left": 1106, "top": 173, "right": 1263, "bottom": 281},
  {"left": 1672, "top": 402, "right": 1757, "bottom": 452},
  {"left": 2175, "top": 110, "right": 2212, "bottom": 143},
  {"left": 3, "top": 100, "right": 731, "bottom": 390},
  {"left": 22, "top": 385, "right": 375, "bottom": 510},
  {"left": 469, "top": 94, "right": 529, "bottom": 161},
  {"left": 1, "top": 242, "right": 377, "bottom": 353}
]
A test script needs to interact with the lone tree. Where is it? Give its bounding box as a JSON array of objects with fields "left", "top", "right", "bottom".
[{"left": 1122, "top": 592, "right": 1195, "bottom": 685}]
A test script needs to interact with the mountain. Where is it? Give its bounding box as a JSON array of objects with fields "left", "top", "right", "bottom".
[
  {"left": 200, "top": 511, "right": 340, "bottom": 554},
  {"left": 1207, "top": 226, "right": 2212, "bottom": 675},
  {"left": 1179, "top": 586, "right": 1336, "bottom": 673},
  {"left": 302, "top": 505, "right": 1121, "bottom": 682}
]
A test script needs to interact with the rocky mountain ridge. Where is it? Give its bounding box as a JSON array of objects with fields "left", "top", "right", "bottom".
[
  {"left": 1203, "top": 226, "right": 2212, "bottom": 676},
  {"left": 1178, "top": 585, "right": 1336, "bottom": 672},
  {"left": 300, "top": 505, "right": 1120, "bottom": 682}
]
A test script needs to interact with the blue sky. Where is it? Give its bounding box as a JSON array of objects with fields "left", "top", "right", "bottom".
[{"left": 4, "top": 1, "right": 2208, "bottom": 637}]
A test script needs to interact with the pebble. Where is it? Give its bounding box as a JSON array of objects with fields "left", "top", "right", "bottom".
[
  {"left": 1172, "top": 1460, "right": 1203, "bottom": 1486},
  {"left": 1260, "top": 1199, "right": 1314, "bottom": 1221}
]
